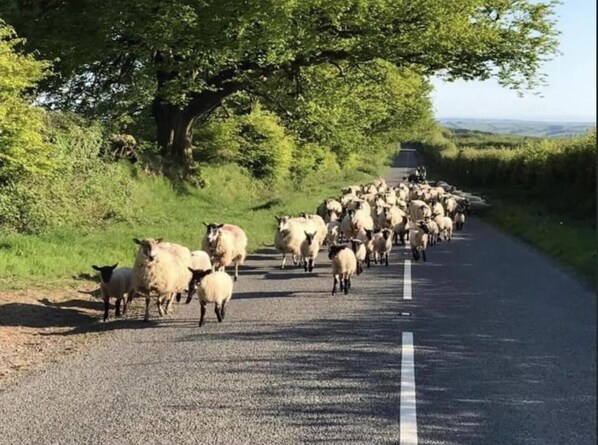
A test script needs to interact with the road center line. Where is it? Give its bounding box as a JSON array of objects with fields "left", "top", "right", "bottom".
[
  {"left": 403, "top": 260, "right": 412, "bottom": 300},
  {"left": 400, "top": 332, "right": 418, "bottom": 445}
]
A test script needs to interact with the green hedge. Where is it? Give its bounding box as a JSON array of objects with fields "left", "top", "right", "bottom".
[{"left": 418, "top": 130, "right": 596, "bottom": 218}]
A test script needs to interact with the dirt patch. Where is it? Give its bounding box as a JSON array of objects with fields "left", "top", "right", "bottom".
[{"left": 0, "top": 284, "right": 146, "bottom": 389}]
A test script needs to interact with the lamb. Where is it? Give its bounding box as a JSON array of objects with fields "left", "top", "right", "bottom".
[
  {"left": 350, "top": 208, "right": 374, "bottom": 234},
  {"left": 298, "top": 213, "right": 327, "bottom": 246},
  {"left": 423, "top": 218, "right": 439, "bottom": 246},
  {"left": 91, "top": 264, "right": 133, "bottom": 321},
  {"left": 328, "top": 245, "right": 357, "bottom": 295},
  {"left": 435, "top": 215, "right": 453, "bottom": 241},
  {"left": 454, "top": 209, "right": 465, "bottom": 231},
  {"left": 300, "top": 231, "right": 320, "bottom": 272},
  {"left": 326, "top": 220, "right": 342, "bottom": 246},
  {"left": 131, "top": 238, "right": 193, "bottom": 322},
  {"left": 175, "top": 250, "right": 212, "bottom": 302},
  {"left": 431, "top": 200, "right": 445, "bottom": 217},
  {"left": 409, "top": 222, "right": 429, "bottom": 262},
  {"left": 372, "top": 228, "right": 393, "bottom": 266},
  {"left": 392, "top": 215, "right": 410, "bottom": 245},
  {"left": 356, "top": 228, "right": 375, "bottom": 267},
  {"left": 186, "top": 269, "right": 233, "bottom": 327},
  {"left": 349, "top": 238, "right": 366, "bottom": 275},
  {"left": 202, "top": 223, "right": 247, "bottom": 281},
  {"left": 274, "top": 216, "right": 306, "bottom": 269}
]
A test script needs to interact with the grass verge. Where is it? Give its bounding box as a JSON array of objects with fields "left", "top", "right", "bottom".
[{"left": 0, "top": 163, "right": 385, "bottom": 291}]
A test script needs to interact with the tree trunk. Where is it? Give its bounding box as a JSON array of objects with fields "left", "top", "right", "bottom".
[{"left": 153, "top": 100, "right": 195, "bottom": 169}]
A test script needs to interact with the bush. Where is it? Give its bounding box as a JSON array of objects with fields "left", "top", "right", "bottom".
[{"left": 0, "top": 113, "right": 136, "bottom": 233}]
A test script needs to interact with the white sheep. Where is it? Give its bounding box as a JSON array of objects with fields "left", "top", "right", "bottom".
[
  {"left": 300, "top": 231, "right": 321, "bottom": 272},
  {"left": 392, "top": 214, "right": 410, "bottom": 246},
  {"left": 328, "top": 245, "right": 357, "bottom": 295},
  {"left": 274, "top": 216, "right": 306, "bottom": 269},
  {"left": 408, "top": 200, "right": 432, "bottom": 222},
  {"left": 434, "top": 215, "right": 453, "bottom": 241},
  {"left": 202, "top": 223, "right": 247, "bottom": 281},
  {"left": 349, "top": 238, "right": 366, "bottom": 275},
  {"left": 409, "top": 223, "right": 429, "bottom": 262},
  {"left": 372, "top": 228, "right": 393, "bottom": 266},
  {"left": 91, "top": 264, "right": 133, "bottom": 322},
  {"left": 186, "top": 269, "right": 233, "bottom": 327},
  {"left": 298, "top": 213, "right": 327, "bottom": 246},
  {"left": 131, "top": 238, "right": 193, "bottom": 322}
]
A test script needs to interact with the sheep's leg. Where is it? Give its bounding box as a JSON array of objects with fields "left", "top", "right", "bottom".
[
  {"left": 393, "top": 232, "right": 399, "bottom": 246},
  {"left": 385, "top": 252, "right": 389, "bottom": 267},
  {"left": 422, "top": 249, "right": 427, "bottom": 262},
  {"left": 411, "top": 247, "right": 419, "bottom": 262},
  {"left": 339, "top": 277, "right": 344, "bottom": 292},
  {"left": 221, "top": 301, "right": 227, "bottom": 320},
  {"left": 126, "top": 291, "right": 135, "bottom": 308},
  {"left": 399, "top": 232, "right": 405, "bottom": 245},
  {"left": 366, "top": 253, "right": 371, "bottom": 268},
  {"left": 234, "top": 261, "right": 239, "bottom": 281},
  {"left": 304, "top": 258, "right": 308, "bottom": 272},
  {"left": 343, "top": 277, "right": 349, "bottom": 295},
  {"left": 157, "top": 296, "right": 165, "bottom": 317},
  {"left": 215, "top": 304, "right": 223, "bottom": 323},
  {"left": 103, "top": 295, "right": 110, "bottom": 322},
  {"left": 292, "top": 254, "right": 299, "bottom": 266},
  {"left": 115, "top": 298, "right": 122, "bottom": 318},
  {"left": 144, "top": 295, "right": 151, "bottom": 322},
  {"left": 164, "top": 294, "right": 174, "bottom": 315},
  {"left": 281, "top": 254, "right": 287, "bottom": 270},
  {"left": 175, "top": 292, "right": 182, "bottom": 303},
  {"left": 308, "top": 259, "right": 314, "bottom": 272},
  {"left": 332, "top": 276, "right": 338, "bottom": 295},
  {"left": 199, "top": 302, "right": 207, "bottom": 327},
  {"left": 356, "top": 261, "right": 363, "bottom": 276},
  {"left": 122, "top": 293, "right": 129, "bottom": 315}
]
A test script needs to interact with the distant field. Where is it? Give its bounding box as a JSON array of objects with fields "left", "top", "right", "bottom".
[{"left": 439, "top": 118, "right": 595, "bottom": 138}]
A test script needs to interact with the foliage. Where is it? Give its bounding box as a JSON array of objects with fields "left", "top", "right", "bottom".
[
  {"left": 1, "top": 0, "right": 560, "bottom": 160},
  {"left": 0, "top": 21, "right": 52, "bottom": 181},
  {"left": 0, "top": 113, "right": 136, "bottom": 233},
  {"left": 419, "top": 128, "right": 597, "bottom": 218}
]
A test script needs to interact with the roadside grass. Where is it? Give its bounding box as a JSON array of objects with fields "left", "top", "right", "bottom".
[
  {"left": 0, "top": 163, "right": 383, "bottom": 291},
  {"left": 430, "top": 172, "right": 596, "bottom": 284}
]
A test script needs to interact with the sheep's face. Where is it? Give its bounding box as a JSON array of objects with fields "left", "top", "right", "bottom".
[
  {"left": 364, "top": 229, "right": 373, "bottom": 241},
  {"left": 204, "top": 223, "right": 224, "bottom": 245},
  {"left": 133, "top": 238, "right": 162, "bottom": 261},
  {"left": 186, "top": 268, "right": 213, "bottom": 304},
  {"left": 92, "top": 264, "right": 118, "bottom": 283},
  {"left": 276, "top": 216, "right": 291, "bottom": 232},
  {"left": 349, "top": 239, "right": 362, "bottom": 253},
  {"left": 304, "top": 231, "right": 316, "bottom": 246},
  {"left": 382, "top": 229, "right": 392, "bottom": 240}
]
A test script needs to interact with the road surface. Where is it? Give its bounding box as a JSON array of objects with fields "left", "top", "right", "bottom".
[{"left": 0, "top": 148, "right": 595, "bottom": 444}]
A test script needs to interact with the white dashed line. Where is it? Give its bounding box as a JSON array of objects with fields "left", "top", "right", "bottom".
[
  {"left": 400, "top": 332, "right": 418, "bottom": 445},
  {"left": 403, "top": 260, "right": 412, "bottom": 300}
]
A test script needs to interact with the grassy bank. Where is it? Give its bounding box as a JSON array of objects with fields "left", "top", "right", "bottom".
[
  {"left": 0, "top": 163, "right": 383, "bottom": 291},
  {"left": 419, "top": 129, "right": 596, "bottom": 284}
]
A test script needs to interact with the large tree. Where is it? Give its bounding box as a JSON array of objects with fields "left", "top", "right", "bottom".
[{"left": 1, "top": 0, "right": 559, "bottom": 168}]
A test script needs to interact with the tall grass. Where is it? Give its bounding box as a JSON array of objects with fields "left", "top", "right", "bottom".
[{"left": 0, "top": 163, "right": 382, "bottom": 290}]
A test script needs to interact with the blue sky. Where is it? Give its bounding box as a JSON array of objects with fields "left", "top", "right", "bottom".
[{"left": 431, "top": 0, "right": 596, "bottom": 122}]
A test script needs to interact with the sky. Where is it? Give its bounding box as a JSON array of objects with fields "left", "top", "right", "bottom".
[{"left": 431, "top": 0, "right": 596, "bottom": 122}]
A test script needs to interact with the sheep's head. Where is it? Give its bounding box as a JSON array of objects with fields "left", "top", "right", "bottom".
[
  {"left": 186, "top": 268, "right": 213, "bottom": 304},
  {"left": 133, "top": 238, "right": 163, "bottom": 261},
  {"left": 92, "top": 263, "right": 118, "bottom": 283},
  {"left": 364, "top": 229, "right": 373, "bottom": 240},
  {"left": 328, "top": 244, "right": 347, "bottom": 260},
  {"left": 382, "top": 229, "right": 392, "bottom": 240},
  {"left": 275, "top": 215, "right": 290, "bottom": 232},
  {"left": 204, "top": 222, "right": 224, "bottom": 244},
  {"left": 304, "top": 231, "right": 317, "bottom": 246}
]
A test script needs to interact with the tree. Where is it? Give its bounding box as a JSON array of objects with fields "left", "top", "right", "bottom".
[
  {"left": 0, "top": 20, "right": 52, "bottom": 181},
  {"left": 1, "top": 0, "right": 559, "bottom": 169}
]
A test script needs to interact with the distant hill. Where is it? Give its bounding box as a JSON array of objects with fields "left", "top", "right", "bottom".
[{"left": 438, "top": 118, "right": 595, "bottom": 138}]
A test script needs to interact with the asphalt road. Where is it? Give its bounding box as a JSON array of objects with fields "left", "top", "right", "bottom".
[{"left": 0, "top": 149, "right": 595, "bottom": 445}]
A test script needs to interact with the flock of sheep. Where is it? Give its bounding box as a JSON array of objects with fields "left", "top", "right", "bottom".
[{"left": 91, "top": 173, "right": 472, "bottom": 326}]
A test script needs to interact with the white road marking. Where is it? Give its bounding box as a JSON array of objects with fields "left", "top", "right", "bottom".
[
  {"left": 400, "top": 332, "right": 418, "bottom": 445},
  {"left": 403, "top": 260, "right": 412, "bottom": 300}
]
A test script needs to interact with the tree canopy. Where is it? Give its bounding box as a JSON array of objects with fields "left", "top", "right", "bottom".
[{"left": 1, "top": 0, "right": 559, "bottom": 169}]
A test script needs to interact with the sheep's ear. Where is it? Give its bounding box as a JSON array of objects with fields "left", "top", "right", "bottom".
[
  {"left": 133, "top": 238, "right": 141, "bottom": 245},
  {"left": 216, "top": 223, "right": 224, "bottom": 229},
  {"left": 156, "top": 238, "right": 163, "bottom": 243},
  {"left": 92, "top": 265, "right": 100, "bottom": 271},
  {"left": 188, "top": 267, "right": 198, "bottom": 274},
  {"left": 274, "top": 216, "right": 280, "bottom": 222},
  {"left": 110, "top": 263, "right": 118, "bottom": 270}
]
